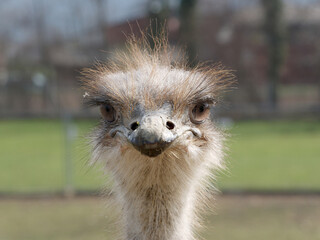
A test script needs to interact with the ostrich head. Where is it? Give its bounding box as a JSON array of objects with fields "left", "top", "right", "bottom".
[{"left": 81, "top": 34, "right": 233, "bottom": 240}]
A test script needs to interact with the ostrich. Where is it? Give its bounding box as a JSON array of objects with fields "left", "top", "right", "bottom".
[{"left": 81, "top": 34, "right": 233, "bottom": 240}]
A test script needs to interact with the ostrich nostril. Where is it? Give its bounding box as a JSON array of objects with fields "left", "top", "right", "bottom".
[
  {"left": 166, "top": 121, "right": 175, "bottom": 130},
  {"left": 131, "top": 121, "right": 140, "bottom": 131}
]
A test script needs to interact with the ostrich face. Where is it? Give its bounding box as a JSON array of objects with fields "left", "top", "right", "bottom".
[
  {"left": 81, "top": 38, "right": 232, "bottom": 170},
  {"left": 102, "top": 100, "right": 206, "bottom": 158},
  {"left": 106, "top": 100, "right": 206, "bottom": 158},
  {"left": 84, "top": 65, "right": 222, "bottom": 164}
]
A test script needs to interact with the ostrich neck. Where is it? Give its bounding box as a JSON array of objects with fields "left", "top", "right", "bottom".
[{"left": 117, "top": 158, "right": 199, "bottom": 240}]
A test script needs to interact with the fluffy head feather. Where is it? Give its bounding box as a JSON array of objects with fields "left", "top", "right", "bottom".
[{"left": 81, "top": 33, "right": 233, "bottom": 113}]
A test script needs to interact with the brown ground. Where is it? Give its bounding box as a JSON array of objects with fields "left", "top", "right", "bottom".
[{"left": 0, "top": 195, "right": 319, "bottom": 240}]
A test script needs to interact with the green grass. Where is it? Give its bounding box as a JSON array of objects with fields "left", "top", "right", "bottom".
[
  {"left": 0, "top": 119, "right": 104, "bottom": 193},
  {"left": 1, "top": 196, "right": 319, "bottom": 240},
  {"left": 0, "top": 119, "right": 319, "bottom": 193},
  {"left": 219, "top": 120, "right": 320, "bottom": 190}
]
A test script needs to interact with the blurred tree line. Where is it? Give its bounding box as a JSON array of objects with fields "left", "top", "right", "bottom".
[
  {"left": 151, "top": 0, "right": 286, "bottom": 110},
  {"left": 0, "top": 0, "right": 319, "bottom": 118}
]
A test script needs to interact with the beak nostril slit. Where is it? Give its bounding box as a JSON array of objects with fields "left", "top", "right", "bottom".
[
  {"left": 166, "top": 121, "right": 175, "bottom": 130},
  {"left": 131, "top": 122, "right": 140, "bottom": 131}
]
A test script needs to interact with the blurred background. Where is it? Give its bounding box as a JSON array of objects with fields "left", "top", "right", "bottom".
[{"left": 0, "top": 0, "right": 319, "bottom": 239}]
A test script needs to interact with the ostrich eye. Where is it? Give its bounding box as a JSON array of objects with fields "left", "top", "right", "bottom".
[
  {"left": 100, "top": 104, "right": 117, "bottom": 123},
  {"left": 190, "top": 102, "right": 210, "bottom": 124}
]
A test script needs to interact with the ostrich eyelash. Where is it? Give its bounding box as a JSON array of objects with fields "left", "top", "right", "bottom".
[
  {"left": 84, "top": 97, "right": 114, "bottom": 108},
  {"left": 190, "top": 97, "right": 217, "bottom": 106}
]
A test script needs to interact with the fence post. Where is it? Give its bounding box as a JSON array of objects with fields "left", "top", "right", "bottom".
[{"left": 62, "top": 113, "right": 77, "bottom": 197}]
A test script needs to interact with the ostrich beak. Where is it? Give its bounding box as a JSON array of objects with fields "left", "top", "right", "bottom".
[{"left": 127, "top": 114, "right": 177, "bottom": 157}]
